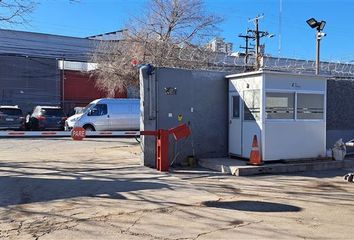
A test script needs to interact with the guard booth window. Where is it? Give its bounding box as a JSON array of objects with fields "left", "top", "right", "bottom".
[
  {"left": 244, "top": 90, "right": 260, "bottom": 120},
  {"left": 232, "top": 96, "right": 240, "bottom": 118},
  {"left": 266, "top": 92, "right": 295, "bottom": 119},
  {"left": 297, "top": 93, "right": 324, "bottom": 119}
]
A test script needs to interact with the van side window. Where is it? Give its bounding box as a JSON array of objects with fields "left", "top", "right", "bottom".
[{"left": 90, "top": 104, "right": 107, "bottom": 116}]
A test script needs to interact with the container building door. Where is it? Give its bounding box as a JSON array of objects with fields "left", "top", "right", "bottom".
[
  {"left": 242, "top": 90, "right": 261, "bottom": 158},
  {"left": 229, "top": 93, "right": 242, "bottom": 156}
]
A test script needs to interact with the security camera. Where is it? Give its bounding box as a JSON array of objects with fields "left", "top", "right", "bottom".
[{"left": 317, "top": 32, "right": 327, "bottom": 39}]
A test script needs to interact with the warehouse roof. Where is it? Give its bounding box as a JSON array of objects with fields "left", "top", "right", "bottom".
[{"left": 0, "top": 29, "right": 99, "bottom": 61}]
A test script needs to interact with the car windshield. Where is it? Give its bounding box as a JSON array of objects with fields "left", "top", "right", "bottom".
[
  {"left": 0, "top": 108, "right": 22, "bottom": 116},
  {"left": 82, "top": 104, "right": 95, "bottom": 113},
  {"left": 41, "top": 108, "right": 65, "bottom": 117}
]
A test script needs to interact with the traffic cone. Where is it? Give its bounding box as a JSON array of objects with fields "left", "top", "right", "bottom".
[{"left": 248, "top": 135, "right": 263, "bottom": 165}]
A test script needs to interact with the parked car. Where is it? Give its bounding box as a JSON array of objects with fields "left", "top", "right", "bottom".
[
  {"left": 29, "top": 106, "right": 66, "bottom": 131},
  {"left": 65, "top": 98, "right": 139, "bottom": 131},
  {"left": 0, "top": 105, "right": 24, "bottom": 130}
]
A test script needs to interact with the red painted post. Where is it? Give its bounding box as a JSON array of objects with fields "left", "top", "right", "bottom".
[
  {"left": 157, "top": 129, "right": 169, "bottom": 171},
  {"left": 156, "top": 130, "right": 161, "bottom": 171},
  {"left": 141, "top": 124, "right": 190, "bottom": 172}
]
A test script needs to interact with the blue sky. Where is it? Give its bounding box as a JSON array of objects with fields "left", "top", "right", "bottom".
[{"left": 6, "top": 0, "right": 354, "bottom": 62}]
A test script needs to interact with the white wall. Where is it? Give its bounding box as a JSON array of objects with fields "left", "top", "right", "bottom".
[
  {"left": 264, "top": 73, "right": 326, "bottom": 92},
  {"left": 264, "top": 121, "right": 326, "bottom": 160},
  {"left": 263, "top": 72, "right": 327, "bottom": 161},
  {"left": 229, "top": 73, "right": 263, "bottom": 158},
  {"left": 228, "top": 71, "right": 327, "bottom": 161}
]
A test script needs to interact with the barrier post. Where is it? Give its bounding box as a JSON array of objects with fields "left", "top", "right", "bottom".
[
  {"left": 141, "top": 124, "right": 191, "bottom": 172},
  {"left": 160, "top": 129, "right": 170, "bottom": 172}
]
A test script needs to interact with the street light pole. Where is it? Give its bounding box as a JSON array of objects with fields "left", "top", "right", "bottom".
[
  {"left": 316, "top": 31, "right": 320, "bottom": 75},
  {"left": 306, "top": 18, "right": 326, "bottom": 75}
]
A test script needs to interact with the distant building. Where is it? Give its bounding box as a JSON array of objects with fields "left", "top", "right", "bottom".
[
  {"left": 206, "top": 38, "right": 233, "bottom": 55},
  {"left": 0, "top": 29, "right": 127, "bottom": 114}
]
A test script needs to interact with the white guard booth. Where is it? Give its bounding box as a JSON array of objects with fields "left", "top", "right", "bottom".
[{"left": 226, "top": 70, "right": 327, "bottom": 161}]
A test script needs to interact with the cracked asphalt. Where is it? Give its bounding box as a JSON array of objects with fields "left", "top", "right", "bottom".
[{"left": 0, "top": 137, "right": 354, "bottom": 239}]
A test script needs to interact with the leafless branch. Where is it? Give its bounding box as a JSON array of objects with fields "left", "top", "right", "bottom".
[
  {"left": 0, "top": 0, "right": 37, "bottom": 25},
  {"left": 92, "top": 0, "right": 222, "bottom": 95}
]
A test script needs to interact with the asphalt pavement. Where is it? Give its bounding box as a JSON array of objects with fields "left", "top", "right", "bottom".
[{"left": 0, "top": 137, "right": 353, "bottom": 239}]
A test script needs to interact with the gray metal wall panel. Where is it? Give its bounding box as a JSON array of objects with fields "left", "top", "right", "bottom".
[
  {"left": 141, "top": 67, "right": 228, "bottom": 167},
  {"left": 0, "top": 55, "right": 60, "bottom": 113}
]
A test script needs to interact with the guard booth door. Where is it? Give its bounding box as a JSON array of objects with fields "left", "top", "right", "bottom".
[{"left": 229, "top": 93, "right": 242, "bottom": 156}]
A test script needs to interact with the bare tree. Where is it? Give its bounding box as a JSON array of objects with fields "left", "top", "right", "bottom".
[
  {"left": 0, "top": 0, "right": 37, "bottom": 24},
  {"left": 0, "top": 1, "right": 78, "bottom": 25},
  {"left": 92, "top": 0, "right": 222, "bottom": 96}
]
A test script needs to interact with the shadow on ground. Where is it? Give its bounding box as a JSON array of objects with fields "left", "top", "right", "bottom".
[
  {"left": 202, "top": 200, "right": 302, "bottom": 212},
  {"left": 0, "top": 176, "right": 168, "bottom": 207}
]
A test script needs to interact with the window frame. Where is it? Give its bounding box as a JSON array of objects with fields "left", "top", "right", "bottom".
[
  {"left": 296, "top": 92, "right": 325, "bottom": 121},
  {"left": 243, "top": 89, "right": 261, "bottom": 121},
  {"left": 264, "top": 89, "right": 325, "bottom": 122},
  {"left": 89, "top": 104, "right": 108, "bottom": 116},
  {"left": 231, "top": 95, "right": 240, "bottom": 119},
  {"left": 265, "top": 92, "right": 295, "bottom": 120}
]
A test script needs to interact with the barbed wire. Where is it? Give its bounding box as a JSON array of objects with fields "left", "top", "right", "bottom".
[{"left": 171, "top": 46, "right": 354, "bottom": 79}]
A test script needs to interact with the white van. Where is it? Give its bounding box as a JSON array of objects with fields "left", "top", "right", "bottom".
[{"left": 65, "top": 98, "right": 140, "bottom": 131}]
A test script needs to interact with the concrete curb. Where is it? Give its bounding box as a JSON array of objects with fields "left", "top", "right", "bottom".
[{"left": 198, "top": 158, "right": 354, "bottom": 176}]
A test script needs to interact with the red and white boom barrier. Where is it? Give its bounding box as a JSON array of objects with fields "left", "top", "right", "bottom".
[
  {"left": 0, "top": 130, "right": 140, "bottom": 139},
  {"left": 0, "top": 131, "right": 70, "bottom": 137}
]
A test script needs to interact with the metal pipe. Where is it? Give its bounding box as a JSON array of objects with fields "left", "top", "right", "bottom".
[
  {"left": 316, "top": 31, "right": 320, "bottom": 75},
  {"left": 255, "top": 18, "right": 260, "bottom": 70},
  {"left": 61, "top": 58, "right": 65, "bottom": 108}
]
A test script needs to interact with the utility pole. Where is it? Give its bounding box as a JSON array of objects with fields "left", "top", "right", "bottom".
[
  {"left": 238, "top": 14, "right": 273, "bottom": 71},
  {"left": 248, "top": 14, "right": 272, "bottom": 70},
  {"left": 239, "top": 30, "right": 253, "bottom": 65},
  {"left": 278, "top": 0, "right": 282, "bottom": 56}
]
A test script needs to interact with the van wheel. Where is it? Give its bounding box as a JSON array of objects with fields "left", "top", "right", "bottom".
[{"left": 83, "top": 125, "right": 95, "bottom": 131}]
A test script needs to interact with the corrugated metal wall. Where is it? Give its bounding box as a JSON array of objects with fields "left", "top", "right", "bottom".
[
  {"left": 0, "top": 55, "right": 60, "bottom": 113},
  {"left": 0, "top": 29, "right": 97, "bottom": 61}
]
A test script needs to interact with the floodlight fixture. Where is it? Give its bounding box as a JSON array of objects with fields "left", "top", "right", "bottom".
[
  {"left": 318, "top": 21, "right": 326, "bottom": 31},
  {"left": 306, "top": 18, "right": 318, "bottom": 28},
  {"left": 306, "top": 18, "right": 326, "bottom": 31}
]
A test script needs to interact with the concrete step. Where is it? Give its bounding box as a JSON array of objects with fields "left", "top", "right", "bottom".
[{"left": 198, "top": 157, "right": 354, "bottom": 176}]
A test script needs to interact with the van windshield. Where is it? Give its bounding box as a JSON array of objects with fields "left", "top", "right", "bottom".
[
  {"left": 74, "top": 107, "right": 84, "bottom": 114},
  {"left": 82, "top": 104, "right": 95, "bottom": 113}
]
